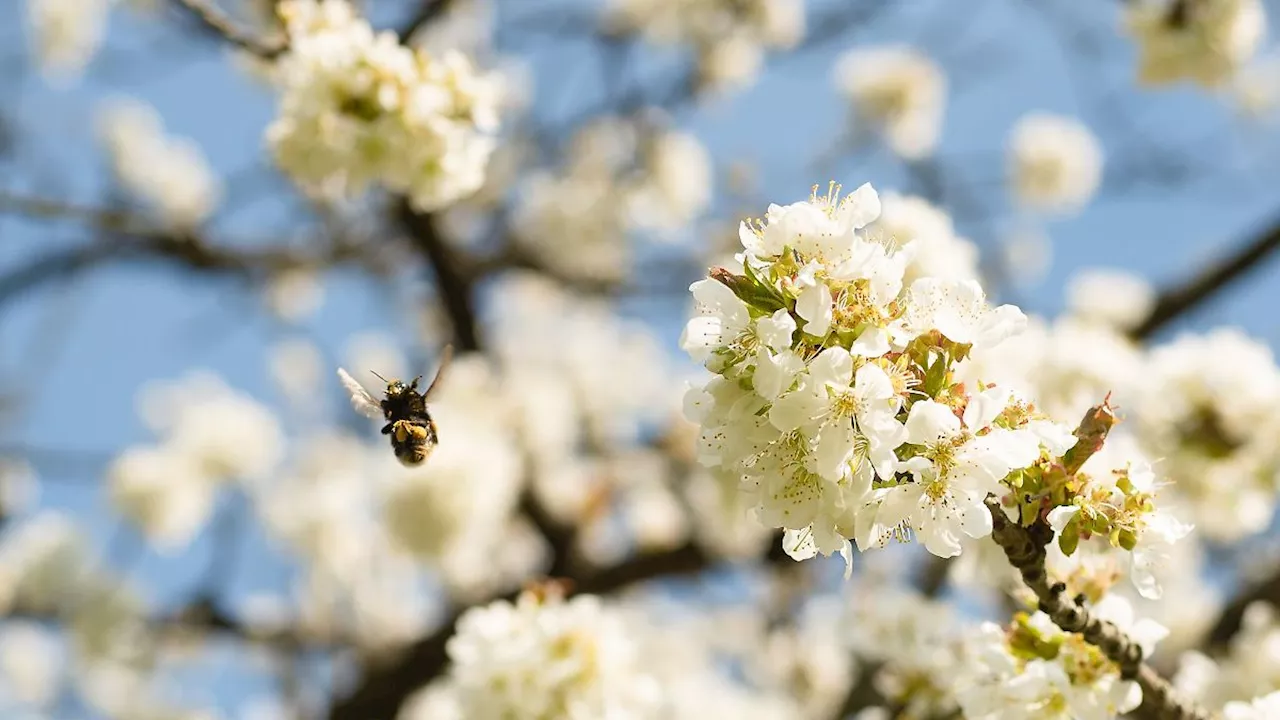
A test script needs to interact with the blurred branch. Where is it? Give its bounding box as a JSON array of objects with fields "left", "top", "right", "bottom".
[
  {"left": 395, "top": 202, "right": 483, "bottom": 352},
  {"left": 397, "top": 0, "right": 459, "bottom": 41},
  {"left": 0, "top": 192, "right": 370, "bottom": 306},
  {"left": 1202, "top": 567, "right": 1280, "bottom": 651},
  {"left": 170, "top": 0, "right": 287, "bottom": 58},
  {"left": 1131, "top": 212, "right": 1280, "bottom": 339},
  {"left": 326, "top": 540, "right": 717, "bottom": 720}
]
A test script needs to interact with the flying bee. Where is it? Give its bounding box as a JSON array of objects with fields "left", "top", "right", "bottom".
[{"left": 337, "top": 345, "right": 453, "bottom": 467}]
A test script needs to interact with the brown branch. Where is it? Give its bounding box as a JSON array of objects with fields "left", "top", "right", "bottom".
[
  {"left": 170, "top": 0, "right": 287, "bottom": 58},
  {"left": 326, "top": 541, "right": 715, "bottom": 720},
  {"left": 396, "top": 202, "right": 483, "bottom": 352},
  {"left": 396, "top": 0, "right": 457, "bottom": 42},
  {"left": 986, "top": 498, "right": 1212, "bottom": 720},
  {"left": 1202, "top": 567, "right": 1280, "bottom": 651},
  {"left": 1132, "top": 213, "right": 1280, "bottom": 340}
]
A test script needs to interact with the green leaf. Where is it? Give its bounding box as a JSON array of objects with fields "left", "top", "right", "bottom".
[{"left": 1057, "top": 517, "right": 1080, "bottom": 556}]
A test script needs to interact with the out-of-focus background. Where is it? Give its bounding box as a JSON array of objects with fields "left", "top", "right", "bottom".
[{"left": 3, "top": 0, "right": 1280, "bottom": 718}]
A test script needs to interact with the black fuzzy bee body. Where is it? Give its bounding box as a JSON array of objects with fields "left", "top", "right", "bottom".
[
  {"left": 379, "top": 379, "right": 438, "bottom": 467},
  {"left": 337, "top": 345, "right": 453, "bottom": 469}
]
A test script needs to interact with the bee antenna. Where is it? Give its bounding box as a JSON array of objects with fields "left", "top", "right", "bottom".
[
  {"left": 370, "top": 370, "right": 390, "bottom": 383},
  {"left": 423, "top": 343, "right": 454, "bottom": 400}
]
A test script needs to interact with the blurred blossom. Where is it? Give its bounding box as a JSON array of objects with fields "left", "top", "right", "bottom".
[
  {"left": 0, "top": 621, "right": 62, "bottom": 708},
  {"left": 1065, "top": 267, "right": 1156, "bottom": 332},
  {"left": 1000, "top": 224, "right": 1053, "bottom": 287},
  {"left": 1232, "top": 55, "right": 1280, "bottom": 117},
  {"left": 26, "top": 0, "right": 110, "bottom": 82},
  {"left": 0, "top": 512, "right": 88, "bottom": 614},
  {"left": 113, "top": 373, "right": 281, "bottom": 545},
  {"left": 136, "top": 372, "right": 284, "bottom": 481},
  {"left": 835, "top": 46, "right": 946, "bottom": 159},
  {"left": 1224, "top": 691, "right": 1280, "bottom": 719},
  {"left": 264, "top": 268, "right": 325, "bottom": 322},
  {"left": 0, "top": 460, "right": 37, "bottom": 517},
  {"left": 427, "top": 591, "right": 664, "bottom": 718},
  {"left": 1127, "top": 0, "right": 1266, "bottom": 87},
  {"left": 342, "top": 331, "right": 409, "bottom": 383},
  {"left": 605, "top": 0, "right": 804, "bottom": 91},
  {"left": 267, "top": 0, "right": 501, "bottom": 210},
  {"left": 96, "top": 97, "right": 222, "bottom": 228},
  {"left": 685, "top": 466, "right": 773, "bottom": 560},
  {"left": 866, "top": 191, "right": 980, "bottom": 283},
  {"left": 626, "top": 131, "right": 714, "bottom": 237},
  {"left": 962, "top": 315, "right": 1144, "bottom": 422},
  {"left": 1008, "top": 113, "right": 1104, "bottom": 215},
  {"left": 268, "top": 337, "right": 324, "bottom": 410},
  {"left": 1134, "top": 328, "right": 1280, "bottom": 541},
  {"left": 1176, "top": 602, "right": 1280, "bottom": 711},
  {"left": 514, "top": 120, "right": 710, "bottom": 279},
  {"left": 109, "top": 444, "right": 215, "bottom": 550}
]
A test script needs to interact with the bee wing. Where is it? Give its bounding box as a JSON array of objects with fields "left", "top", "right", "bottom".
[
  {"left": 422, "top": 343, "right": 454, "bottom": 401},
  {"left": 337, "top": 368, "right": 384, "bottom": 420}
]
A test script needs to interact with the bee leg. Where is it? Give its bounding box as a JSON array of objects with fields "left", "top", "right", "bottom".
[{"left": 381, "top": 423, "right": 393, "bottom": 435}]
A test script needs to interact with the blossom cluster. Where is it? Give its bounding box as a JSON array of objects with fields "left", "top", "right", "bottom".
[
  {"left": 514, "top": 119, "right": 713, "bottom": 281},
  {"left": 680, "top": 182, "right": 1189, "bottom": 598},
  {"left": 96, "top": 97, "right": 222, "bottom": 228},
  {"left": 604, "top": 0, "right": 804, "bottom": 90},
  {"left": 835, "top": 46, "right": 946, "bottom": 159},
  {"left": 959, "top": 598, "right": 1167, "bottom": 719},
  {"left": 1126, "top": 0, "right": 1267, "bottom": 87},
  {"left": 25, "top": 0, "right": 110, "bottom": 81},
  {"left": 108, "top": 373, "right": 283, "bottom": 549},
  {"left": 266, "top": 0, "right": 501, "bottom": 211}
]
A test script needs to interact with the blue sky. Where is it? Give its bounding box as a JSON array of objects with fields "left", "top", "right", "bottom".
[{"left": 3, "top": 0, "right": 1280, "bottom": 715}]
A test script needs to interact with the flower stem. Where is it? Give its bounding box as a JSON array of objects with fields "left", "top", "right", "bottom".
[{"left": 985, "top": 497, "right": 1214, "bottom": 720}]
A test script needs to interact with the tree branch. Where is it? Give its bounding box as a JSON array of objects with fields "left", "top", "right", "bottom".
[
  {"left": 170, "top": 0, "right": 288, "bottom": 58},
  {"left": 1202, "top": 567, "right": 1280, "bottom": 651},
  {"left": 396, "top": 202, "right": 483, "bottom": 352},
  {"left": 986, "top": 498, "right": 1211, "bottom": 720},
  {"left": 326, "top": 541, "right": 715, "bottom": 720},
  {"left": 1132, "top": 213, "right": 1280, "bottom": 339}
]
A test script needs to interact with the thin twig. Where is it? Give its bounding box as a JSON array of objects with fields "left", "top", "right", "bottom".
[
  {"left": 1132, "top": 213, "right": 1280, "bottom": 339},
  {"left": 171, "top": 0, "right": 288, "bottom": 58},
  {"left": 986, "top": 498, "right": 1212, "bottom": 720}
]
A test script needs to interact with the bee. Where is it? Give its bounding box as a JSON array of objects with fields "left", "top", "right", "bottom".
[{"left": 337, "top": 345, "right": 453, "bottom": 467}]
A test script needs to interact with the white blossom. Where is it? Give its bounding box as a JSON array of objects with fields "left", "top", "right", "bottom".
[
  {"left": 835, "top": 47, "right": 946, "bottom": 159},
  {"left": 267, "top": 0, "right": 501, "bottom": 210},
  {"left": 1008, "top": 113, "right": 1104, "bottom": 214},
  {"left": 96, "top": 97, "right": 222, "bottom": 228},
  {"left": 26, "top": 0, "right": 110, "bottom": 81},
  {"left": 1127, "top": 0, "right": 1266, "bottom": 87}
]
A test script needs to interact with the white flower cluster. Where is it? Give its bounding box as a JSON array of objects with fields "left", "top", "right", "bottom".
[
  {"left": 26, "top": 0, "right": 110, "bottom": 81},
  {"left": 1008, "top": 113, "right": 1104, "bottom": 215},
  {"left": 96, "top": 97, "right": 222, "bottom": 228},
  {"left": 845, "top": 584, "right": 965, "bottom": 717},
  {"left": 1133, "top": 328, "right": 1280, "bottom": 541},
  {"left": 835, "top": 47, "right": 946, "bottom": 159},
  {"left": 1224, "top": 691, "right": 1280, "bottom": 720},
  {"left": 514, "top": 119, "right": 714, "bottom": 281},
  {"left": 959, "top": 597, "right": 1167, "bottom": 719},
  {"left": 266, "top": 0, "right": 501, "bottom": 211},
  {"left": 680, "top": 182, "right": 1188, "bottom": 589},
  {"left": 1176, "top": 602, "right": 1280, "bottom": 712},
  {"left": 604, "top": 0, "right": 804, "bottom": 90},
  {"left": 416, "top": 591, "right": 664, "bottom": 719},
  {"left": 1126, "top": 0, "right": 1267, "bottom": 87},
  {"left": 109, "top": 372, "right": 283, "bottom": 549},
  {"left": 866, "top": 192, "right": 980, "bottom": 284}
]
